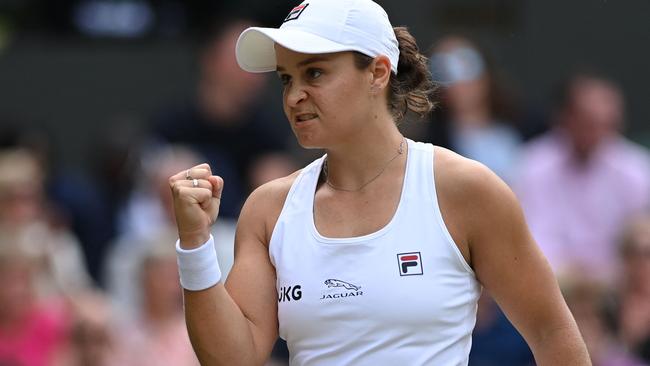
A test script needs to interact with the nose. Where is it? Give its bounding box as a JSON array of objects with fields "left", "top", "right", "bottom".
[{"left": 285, "top": 82, "right": 307, "bottom": 108}]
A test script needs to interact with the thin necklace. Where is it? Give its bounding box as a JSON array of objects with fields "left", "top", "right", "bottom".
[{"left": 322, "top": 138, "right": 406, "bottom": 192}]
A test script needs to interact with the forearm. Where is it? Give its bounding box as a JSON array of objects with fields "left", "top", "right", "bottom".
[
  {"left": 530, "top": 325, "right": 591, "bottom": 366},
  {"left": 171, "top": 165, "right": 277, "bottom": 365},
  {"left": 183, "top": 284, "right": 263, "bottom": 366}
]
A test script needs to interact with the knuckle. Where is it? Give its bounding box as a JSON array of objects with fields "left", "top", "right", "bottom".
[
  {"left": 171, "top": 183, "right": 183, "bottom": 196},
  {"left": 178, "top": 188, "right": 193, "bottom": 201}
]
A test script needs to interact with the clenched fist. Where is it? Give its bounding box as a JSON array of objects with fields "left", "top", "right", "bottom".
[{"left": 169, "top": 163, "right": 224, "bottom": 249}]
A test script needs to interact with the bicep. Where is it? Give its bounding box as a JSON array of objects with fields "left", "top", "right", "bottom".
[
  {"left": 470, "top": 174, "right": 576, "bottom": 348},
  {"left": 223, "top": 204, "right": 279, "bottom": 358}
]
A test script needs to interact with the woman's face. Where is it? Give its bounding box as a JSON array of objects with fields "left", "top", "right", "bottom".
[
  {"left": 142, "top": 257, "right": 183, "bottom": 308},
  {"left": 445, "top": 76, "right": 489, "bottom": 114},
  {"left": 275, "top": 46, "right": 373, "bottom": 148}
]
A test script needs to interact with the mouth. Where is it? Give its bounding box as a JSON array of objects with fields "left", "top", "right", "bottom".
[{"left": 294, "top": 113, "right": 318, "bottom": 124}]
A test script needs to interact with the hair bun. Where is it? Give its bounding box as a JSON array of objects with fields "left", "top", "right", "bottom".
[{"left": 390, "top": 27, "right": 437, "bottom": 123}]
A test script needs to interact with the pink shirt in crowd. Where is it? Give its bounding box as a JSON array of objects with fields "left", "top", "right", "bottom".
[
  {"left": 120, "top": 316, "right": 199, "bottom": 366},
  {"left": 0, "top": 304, "right": 69, "bottom": 366},
  {"left": 515, "top": 131, "right": 650, "bottom": 282}
]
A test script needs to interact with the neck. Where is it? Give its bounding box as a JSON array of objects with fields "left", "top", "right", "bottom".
[{"left": 323, "top": 117, "right": 405, "bottom": 191}]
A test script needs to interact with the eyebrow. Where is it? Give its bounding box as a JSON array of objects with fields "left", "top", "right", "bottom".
[{"left": 276, "top": 56, "right": 332, "bottom": 72}]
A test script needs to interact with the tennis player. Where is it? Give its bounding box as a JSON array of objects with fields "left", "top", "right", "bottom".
[{"left": 169, "top": 0, "right": 591, "bottom": 364}]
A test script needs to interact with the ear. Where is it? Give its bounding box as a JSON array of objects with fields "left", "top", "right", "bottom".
[{"left": 369, "top": 55, "right": 392, "bottom": 93}]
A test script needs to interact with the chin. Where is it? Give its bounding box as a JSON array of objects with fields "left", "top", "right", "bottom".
[
  {"left": 293, "top": 131, "right": 325, "bottom": 150},
  {"left": 296, "top": 139, "right": 324, "bottom": 150}
]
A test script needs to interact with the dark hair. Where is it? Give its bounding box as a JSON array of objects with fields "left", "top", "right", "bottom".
[{"left": 353, "top": 27, "right": 437, "bottom": 123}]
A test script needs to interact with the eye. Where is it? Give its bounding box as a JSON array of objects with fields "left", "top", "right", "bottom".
[
  {"left": 278, "top": 74, "right": 291, "bottom": 86},
  {"left": 306, "top": 68, "right": 323, "bottom": 80}
]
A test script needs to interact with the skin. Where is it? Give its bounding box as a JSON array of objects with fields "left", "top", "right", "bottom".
[{"left": 169, "top": 46, "right": 591, "bottom": 365}]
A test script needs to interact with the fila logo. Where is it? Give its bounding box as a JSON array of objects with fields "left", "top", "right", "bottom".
[
  {"left": 397, "top": 252, "right": 423, "bottom": 276},
  {"left": 278, "top": 285, "right": 302, "bottom": 302},
  {"left": 284, "top": 3, "right": 309, "bottom": 22}
]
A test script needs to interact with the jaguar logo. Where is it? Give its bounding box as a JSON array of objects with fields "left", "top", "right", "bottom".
[
  {"left": 324, "top": 279, "right": 360, "bottom": 291},
  {"left": 320, "top": 279, "right": 363, "bottom": 300}
]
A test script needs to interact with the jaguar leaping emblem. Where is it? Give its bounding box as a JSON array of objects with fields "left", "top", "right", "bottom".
[{"left": 324, "top": 279, "right": 361, "bottom": 291}]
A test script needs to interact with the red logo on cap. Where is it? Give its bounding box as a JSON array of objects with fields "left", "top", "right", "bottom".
[{"left": 284, "top": 3, "right": 309, "bottom": 22}]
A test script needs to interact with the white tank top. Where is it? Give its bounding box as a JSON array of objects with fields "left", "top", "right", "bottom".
[{"left": 269, "top": 139, "right": 481, "bottom": 365}]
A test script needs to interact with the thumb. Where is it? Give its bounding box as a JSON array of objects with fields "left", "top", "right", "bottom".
[{"left": 208, "top": 175, "right": 224, "bottom": 199}]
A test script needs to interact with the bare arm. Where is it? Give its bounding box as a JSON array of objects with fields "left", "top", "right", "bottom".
[
  {"left": 170, "top": 164, "right": 292, "bottom": 365},
  {"left": 435, "top": 149, "right": 591, "bottom": 365}
]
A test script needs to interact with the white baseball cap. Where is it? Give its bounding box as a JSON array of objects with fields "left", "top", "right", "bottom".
[{"left": 235, "top": 0, "right": 400, "bottom": 74}]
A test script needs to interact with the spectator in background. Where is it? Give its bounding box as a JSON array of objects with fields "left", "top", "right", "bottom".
[
  {"left": 617, "top": 215, "right": 650, "bottom": 363},
  {"left": 116, "top": 144, "right": 204, "bottom": 240},
  {"left": 562, "top": 278, "right": 646, "bottom": 366},
  {"left": 0, "top": 148, "right": 92, "bottom": 298},
  {"left": 515, "top": 73, "right": 650, "bottom": 283},
  {"left": 469, "top": 291, "right": 535, "bottom": 366},
  {"left": 149, "top": 19, "right": 293, "bottom": 218},
  {"left": 247, "top": 152, "right": 298, "bottom": 193},
  {"left": 0, "top": 232, "right": 70, "bottom": 366},
  {"left": 52, "top": 292, "right": 127, "bottom": 366},
  {"left": 119, "top": 235, "right": 199, "bottom": 366},
  {"left": 428, "top": 35, "right": 522, "bottom": 182},
  {"left": 0, "top": 123, "right": 115, "bottom": 286}
]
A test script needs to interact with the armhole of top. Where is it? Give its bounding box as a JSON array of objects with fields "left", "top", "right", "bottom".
[
  {"left": 428, "top": 146, "right": 476, "bottom": 276},
  {"left": 268, "top": 157, "right": 324, "bottom": 265},
  {"left": 267, "top": 172, "right": 302, "bottom": 267}
]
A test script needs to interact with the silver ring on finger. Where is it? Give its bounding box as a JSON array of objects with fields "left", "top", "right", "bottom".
[{"left": 192, "top": 178, "right": 199, "bottom": 188}]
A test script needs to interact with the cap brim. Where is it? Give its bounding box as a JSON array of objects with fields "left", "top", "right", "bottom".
[{"left": 236, "top": 27, "right": 354, "bottom": 73}]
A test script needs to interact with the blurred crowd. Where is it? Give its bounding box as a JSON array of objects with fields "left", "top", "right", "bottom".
[{"left": 1, "top": 14, "right": 650, "bottom": 366}]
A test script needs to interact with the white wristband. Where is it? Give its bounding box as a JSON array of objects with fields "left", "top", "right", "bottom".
[{"left": 176, "top": 234, "right": 222, "bottom": 291}]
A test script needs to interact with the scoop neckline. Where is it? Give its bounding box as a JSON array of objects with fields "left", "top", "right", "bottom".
[{"left": 309, "top": 138, "right": 412, "bottom": 244}]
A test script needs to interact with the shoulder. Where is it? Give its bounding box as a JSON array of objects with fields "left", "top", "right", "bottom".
[
  {"left": 511, "top": 132, "right": 564, "bottom": 185},
  {"left": 434, "top": 146, "right": 508, "bottom": 200},
  {"left": 433, "top": 146, "right": 521, "bottom": 244},
  {"left": 612, "top": 138, "right": 650, "bottom": 172},
  {"left": 238, "top": 169, "right": 302, "bottom": 245},
  {"left": 608, "top": 138, "right": 650, "bottom": 196}
]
